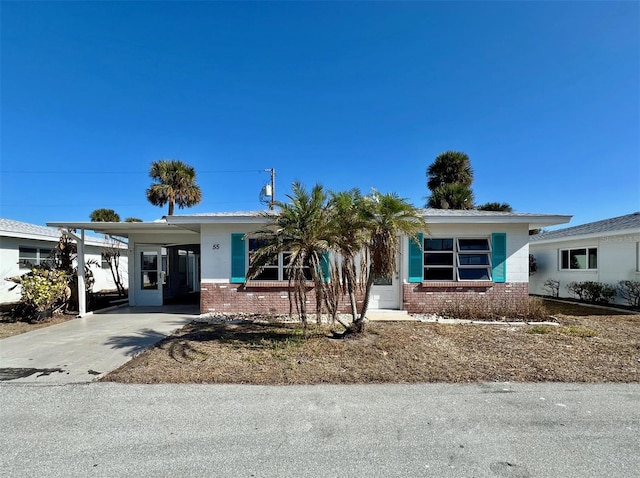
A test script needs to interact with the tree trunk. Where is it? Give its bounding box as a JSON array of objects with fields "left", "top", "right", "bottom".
[
  {"left": 348, "top": 270, "right": 375, "bottom": 334},
  {"left": 168, "top": 201, "right": 175, "bottom": 216}
]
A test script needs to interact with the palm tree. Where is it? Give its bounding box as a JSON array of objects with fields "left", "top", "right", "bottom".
[
  {"left": 426, "top": 151, "right": 473, "bottom": 190},
  {"left": 477, "top": 202, "right": 513, "bottom": 212},
  {"left": 426, "top": 151, "right": 474, "bottom": 209},
  {"left": 326, "top": 189, "right": 368, "bottom": 325},
  {"left": 353, "top": 191, "right": 427, "bottom": 333},
  {"left": 89, "top": 208, "right": 120, "bottom": 222},
  {"left": 146, "top": 160, "right": 202, "bottom": 215},
  {"left": 246, "top": 182, "right": 330, "bottom": 326},
  {"left": 427, "top": 183, "right": 475, "bottom": 209}
]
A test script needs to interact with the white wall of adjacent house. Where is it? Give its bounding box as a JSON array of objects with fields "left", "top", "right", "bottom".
[
  {"left": 0, "top": 236, "right": 128, "bottom": 305},
  {"left": 529, "top": 233, "right": 640, "bottom": 305}
]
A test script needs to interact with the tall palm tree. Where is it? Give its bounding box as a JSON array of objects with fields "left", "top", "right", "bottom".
[
  {"left": 246, "top": 182, "right": 330, "bottom": 326},
  {"left": 427, "top": 183, "right": 475, "bottom": 209},
  {"left": 354, "top": 191, "right": 427, "bottom": 333},
  {"left": 426, "top": 150, "right": 473, "bottom": 190},
  {"left": 426, "top": 151, "right": 474, "bottom": 209},
  {"left": 146, "top": 160, "right": 202, "bottom": 215}
]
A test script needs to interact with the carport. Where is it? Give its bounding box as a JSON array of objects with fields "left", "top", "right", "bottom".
[{"left": 47, "top": 220, "right": 201, "bottom": 316}]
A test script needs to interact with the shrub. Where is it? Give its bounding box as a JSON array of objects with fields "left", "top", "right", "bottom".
[
  {"left": 10, "top": 268, "right": 70, "bottom": 321},
  {"left": 617, "top": 280, "right": 640, "bottom": 309},
  {"left": 566, "top": 281, "right": 616, "bottom": 305},
  {"left": 435, "top": 296, "right": 548, "bottom": 322},
  {"left": 542, "top": 279, "right": 560, "bottom": 298}
]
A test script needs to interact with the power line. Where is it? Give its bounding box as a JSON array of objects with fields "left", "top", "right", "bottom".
[{"left": 1, "top": 169, "right": 269, "bottom": 175}]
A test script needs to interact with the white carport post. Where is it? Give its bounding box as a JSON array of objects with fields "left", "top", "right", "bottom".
[{"left": 66, "top": 229, "right": 86, "bottom": 317}]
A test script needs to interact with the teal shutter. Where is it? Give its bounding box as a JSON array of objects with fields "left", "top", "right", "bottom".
[
  {"left": 230, "top": 233, "right": 246, "bottom": 283},
  {"left": 491, "top": 233, "right": 507, "bottom": 283},
  {"left": 320, "top": 251, "right": 330, "bottom": 283},
  {"left": 408, "top": 233, "right": 424, "bottom": 283}
]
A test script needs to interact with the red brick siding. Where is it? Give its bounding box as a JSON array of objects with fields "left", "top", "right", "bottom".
[
  {"left": 201, "top": 281, "right": 528, "bottom": 315},
  {"left": 200, "top": 282, "right": 362, "bottom": 315},
  {"left": 402, "top": 282, "right": 529, "bottom": 314}
]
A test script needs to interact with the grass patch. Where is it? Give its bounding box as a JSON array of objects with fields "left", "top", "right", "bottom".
[
  {"left": 559, "top": 326, "right": 598, "bottom": 338},
  {"left": 526, "top": 325, "right": 555, "bottom": 335}
]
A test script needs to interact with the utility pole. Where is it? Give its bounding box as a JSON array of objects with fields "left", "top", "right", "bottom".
[{"left": 265, "top": 168, "right": 275, "bottom": 210}]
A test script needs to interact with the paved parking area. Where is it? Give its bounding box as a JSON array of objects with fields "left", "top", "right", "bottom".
[{"left": 0, "top": 306, "right": 196, "bottom": 384}]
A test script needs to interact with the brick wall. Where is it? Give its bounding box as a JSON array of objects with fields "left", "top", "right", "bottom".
[
  {"left": 200, "top": 282, "right": 361, "bottom": 315},
  {"left": 402, "top": 282, "right": 529, "bottom": 314},
  {"left": 201, "top": 281, "right": 529, "bottom": 315}
]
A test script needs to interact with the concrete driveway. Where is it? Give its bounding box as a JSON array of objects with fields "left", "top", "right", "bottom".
[{"left": 0, "top": 305, "right": 196, "bottom": 384}]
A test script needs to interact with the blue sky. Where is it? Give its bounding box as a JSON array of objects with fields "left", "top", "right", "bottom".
[{"left": 1, "top": 1, "right": 638, "bottom": 229}]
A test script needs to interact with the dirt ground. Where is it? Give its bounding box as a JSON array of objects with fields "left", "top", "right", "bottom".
[
  {"left": 103, "top": 300, "right": 640, "bottom": 384},
  {"left": 0, "top": 313, "right": 76, "bottom": 339}
]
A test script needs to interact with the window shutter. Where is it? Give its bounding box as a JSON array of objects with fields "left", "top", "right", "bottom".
[
  {"left": 408, "top": 233, "right": 424, "bottom": 283},
  {"left": 491, "top": 233, "right": 507, "bottom": 283},
  {"left": 320, "top": 251, "right": 330, "bottom": 283},
  {"left": 230, "top": 233, "right": 246, "bottom": 283}
]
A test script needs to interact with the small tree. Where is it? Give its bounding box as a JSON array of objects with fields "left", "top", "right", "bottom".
[
  {"left": 124, "top": 217, "right": 142, "bottom": 222},
  {"left": 101, "top": 240, "right": 127, "bottom": 297}
]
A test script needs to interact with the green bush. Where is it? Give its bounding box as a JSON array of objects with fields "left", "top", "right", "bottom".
[
  {"left": 12, "top": 268, "right": 70, "bottom": 320},
  {"left": 566, "top": 281, "right": 616, "bottom": 305}
]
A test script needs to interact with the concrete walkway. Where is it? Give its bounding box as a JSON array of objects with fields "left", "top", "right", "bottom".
[{"left": 0, "top": 305, "right": 196, "bottom": 384}]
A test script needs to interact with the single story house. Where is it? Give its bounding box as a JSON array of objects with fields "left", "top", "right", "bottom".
[
  {"left": 0, "top": 218, "right": 128, "bottom": 305},
  {"left": 529, "top": 212, "right": 640, "bottom": 305},
  {"left": 48, "top": 209, "right": 569, "bottom": 316}
]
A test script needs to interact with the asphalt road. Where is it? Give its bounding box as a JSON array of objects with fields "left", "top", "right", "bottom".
[{"left": 1, "top": 382, "right": 638, "bottom": 477}]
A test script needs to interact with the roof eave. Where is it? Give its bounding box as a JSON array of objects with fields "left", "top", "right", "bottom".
[{"left": 531, "top": 227, "right": 640, "bottom": 245}]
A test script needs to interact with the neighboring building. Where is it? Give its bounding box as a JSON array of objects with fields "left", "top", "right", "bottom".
[
  {"left": 0, "top": 218, "right": 128, "bottom": 304},
  {"left": 529, "top": 212, "right": 640, "bottom": 305},
  {"left": 48, "top": 209, "right": 569, "bottom": 315}
]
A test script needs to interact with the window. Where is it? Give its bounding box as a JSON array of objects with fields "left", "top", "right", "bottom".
[
  {"left": 559, "top": 247, "right": 597, "bottom": 270},
  {"left": 423, "top": 238, "right": 492, "bottom": 281},
  {"left": 248, "top": 239, "right": 312, "bottom": 281},
  {"left": 18, "top": 246, "right": 52, "bottom": 268}
]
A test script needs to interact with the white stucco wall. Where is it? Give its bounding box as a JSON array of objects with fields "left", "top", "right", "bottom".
[
  {"left": 0, "top": 236, "right": 128, "bottom": 304},
  {"left": 529, "top": 232, "right": 640, "bottom": 305},
  {"left": 200, "top": 224, "right": 255, "bottom": 283},
  {"left": 401, "top": 223, "right": 531, "bottom": 283},
  {"left": 199, "top": 222, "right": 532, "bottom": 285}
]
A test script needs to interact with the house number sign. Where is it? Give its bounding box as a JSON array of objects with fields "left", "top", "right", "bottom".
[{"left": 212, "top": 244, "right": 220, "bottom": 250}]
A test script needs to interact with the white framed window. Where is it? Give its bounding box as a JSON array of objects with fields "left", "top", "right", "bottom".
[
  {"left": 423, "top": 238, "right": 492, "bottom": 281},
  {"left": 559, "top": 247, "right": 597, "bottom": 270},
  {"left": 248, "top": 238, "right": 312, "bottom": 281},
  {"left": 18, "top": 246, "right": 53, "bottom": 268}
]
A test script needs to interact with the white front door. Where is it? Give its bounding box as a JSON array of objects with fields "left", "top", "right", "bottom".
[
  {"left": 135, "top": 246, "right": 163, "bottom": 306},
  {"left": 370, "top": 273, "right": 400, "bottom": 309}
]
